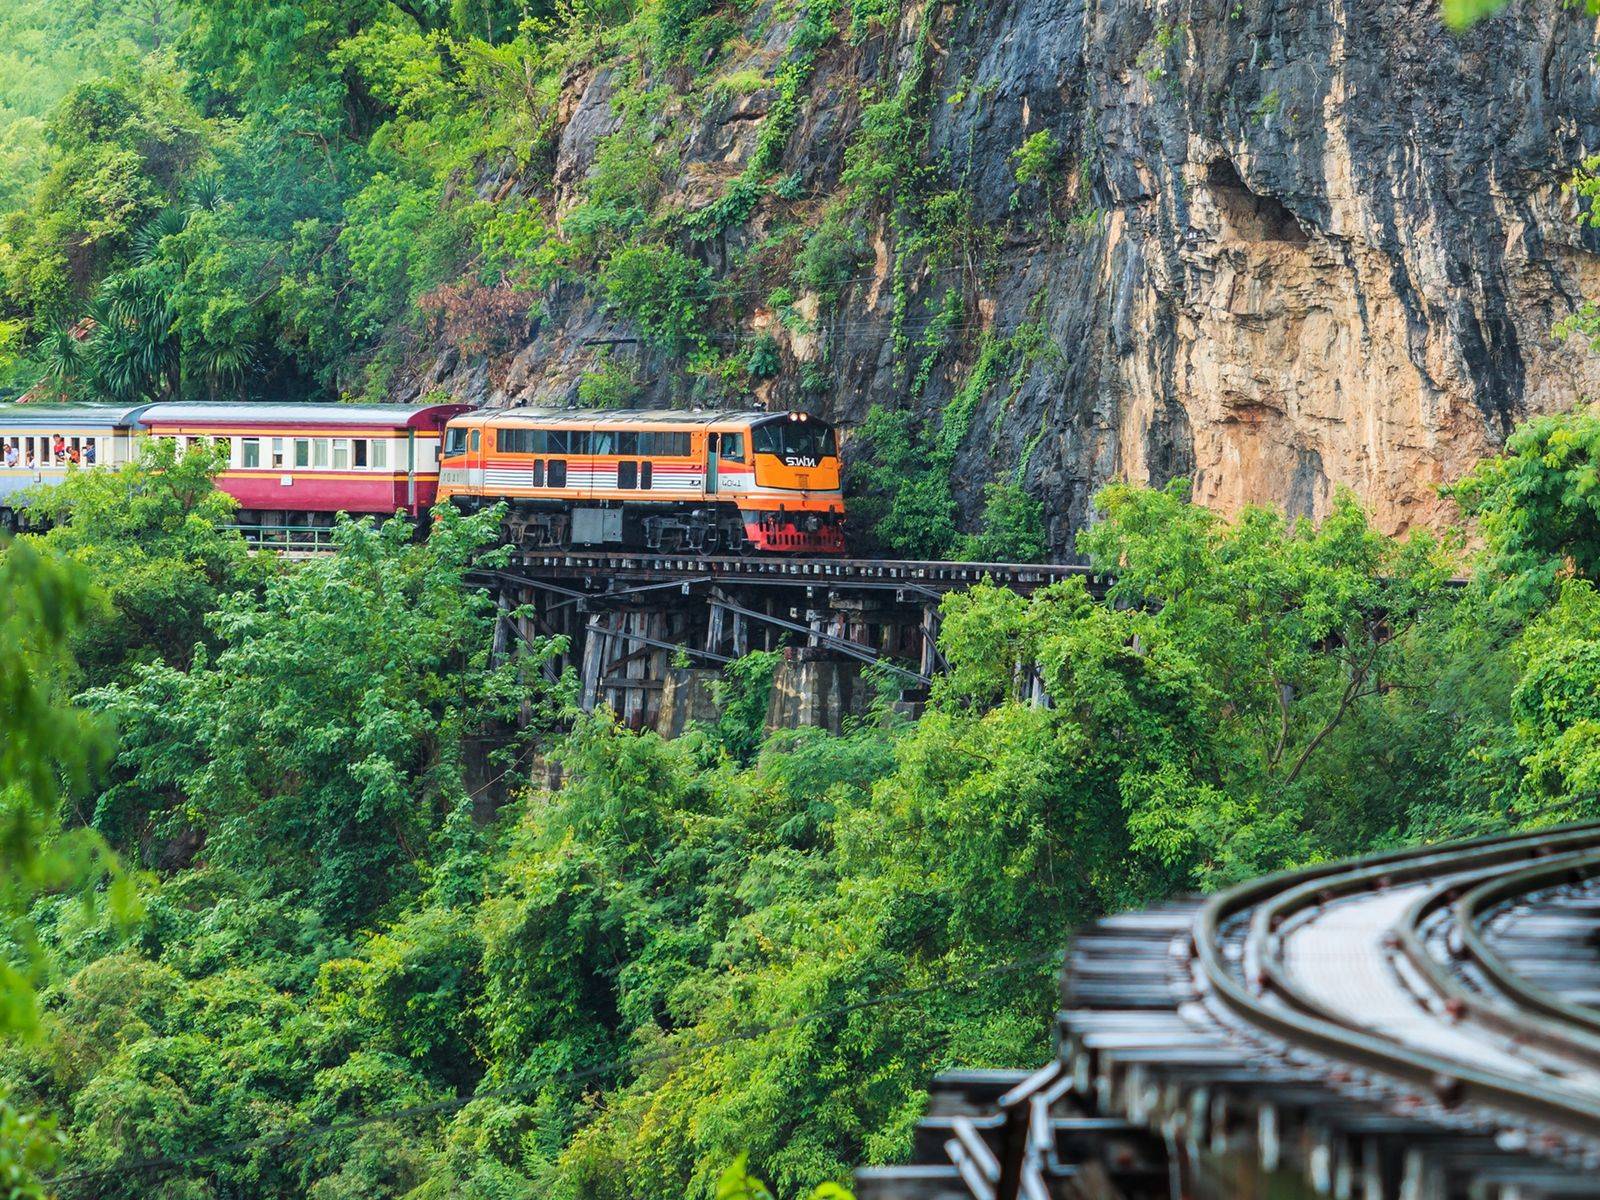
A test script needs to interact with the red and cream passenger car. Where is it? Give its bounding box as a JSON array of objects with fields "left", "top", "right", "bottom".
[{"left": 139, "top": 402, "right": 472, "bottom": 523}]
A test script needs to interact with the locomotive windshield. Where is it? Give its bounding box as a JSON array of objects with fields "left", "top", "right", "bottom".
[
  {"left": 444, "top": 427, "right": 468, "bottom": 456},
  {"left": 752, "top": 418, "right": 837, "bottom": 468}
]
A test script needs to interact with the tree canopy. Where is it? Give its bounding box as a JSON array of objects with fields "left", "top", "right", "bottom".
[{"left": 1, "top": 425, "right": 1596, "bottom": 1195}]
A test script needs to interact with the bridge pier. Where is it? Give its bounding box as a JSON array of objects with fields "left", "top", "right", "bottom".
[{"left": 766, "top": 654, "right": 873, "bottom": 735}]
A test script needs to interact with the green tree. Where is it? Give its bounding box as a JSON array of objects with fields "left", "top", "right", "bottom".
[
  {"left": 25, "top": 437, "right": 257, "bottom": 686},
  {"left": 87, "top": 506, "right": 571, "bottom": 920},
  {"left": 1451, "top": 405, "right": 1600, "bottom": 620},
  {"left": 1, "top": 71, "right": 205, "bottom": 328},
  {"left": 0, "top": 540, "right": 141, "bottom": 1193},
  {"left": 956, "top": 482, "right": 1048, "bottom": 564},
  {"left": 599, "top": 245, "right": 712, "bottom": 356}
]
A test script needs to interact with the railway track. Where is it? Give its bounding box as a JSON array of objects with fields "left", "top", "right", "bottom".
[{"left": 858, "top": 824, "right": 1600, "bottom": 1200}]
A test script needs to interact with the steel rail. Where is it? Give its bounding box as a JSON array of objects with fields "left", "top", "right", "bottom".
[
  {"left": 1192, "top": 821, "right": 1600, "bottom": 1143},
  {"left": 1389, "top": 854, "right": 1600, "bottom": 1073},
  {"left": 505, "top": 550, "right": 1098, "bottom": 591},
  {"left": 1376, "top": 851, "right": 1600, "bottom": 1075},
  {"left": 1457, "top": 850, "right": 1600, "bottom": 1038}
]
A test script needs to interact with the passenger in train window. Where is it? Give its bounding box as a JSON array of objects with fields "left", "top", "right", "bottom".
[
  {"left": 52, "top": 435, "right": 65, "bottom": 459},
  {"left": 3, "top": 443, "right": 16, "bottom": 468},
  {"left": 83, "top": 440, "right": 96, "bottom": 465}
]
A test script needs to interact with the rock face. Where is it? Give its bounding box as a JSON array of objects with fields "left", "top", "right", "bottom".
[{"left": 406, "top": 0, "right": 1600, "bottom": 552}]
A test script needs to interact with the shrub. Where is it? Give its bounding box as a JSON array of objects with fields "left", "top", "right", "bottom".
[
  {"left": 599, "top": 244, "right": 711, "bottom": 354},
  {"left": 577, "top": 348, "right": 644, "bottom": 407},
  {"left": 794, "top": 209, "right": 865, "bottom": 299},
  {"left": 957, "top": 483, "right": 1049, "bottom": 563},
  {"left": 1012, "top": 129, "right": 1062, "bottom": 187}
]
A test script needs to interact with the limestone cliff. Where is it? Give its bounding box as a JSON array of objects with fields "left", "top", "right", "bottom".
[{"left": 404, "top": 0, "right": 1600, "bottom": 552}]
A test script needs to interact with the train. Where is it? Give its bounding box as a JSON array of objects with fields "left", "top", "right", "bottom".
[{"left": 0, "top": 401, "right": 847, "bottom": 554}]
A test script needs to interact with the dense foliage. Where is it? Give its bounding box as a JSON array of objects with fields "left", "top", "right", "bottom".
[{"left": 2, "top": 410, "right": 1600, "bottom": 1195}]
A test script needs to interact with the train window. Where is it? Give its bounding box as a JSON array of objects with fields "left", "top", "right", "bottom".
[
  {"left": 353, "top": 440, "right": 367, "bottom": 468},
  {"left": 445, "top": 428, "right": 467, "bottom": 456},
  {"left": 498, "top": 428, "right": 546, "bottom": 455},
  {"left": 333, "top": 439, "right": 350, "bottom": 469},
  {"left": 722, "top": 432, "right": 745, "bottom": 463},
  {"left": 532, "top": 459, "right": 546, "bottom": 487},
  {"left": 242, "top": 438, "right": 261, "bottom": 469},
  {"left": 371, "top": 439, "right": 387, "bottom": 468},
  {"left": 272, "top": 438, "right": 286, "bottom": 468},
  {"left": 618, "top": 461, "right": 637, "bottom": 489},
  {"left": 469, "top": 429, "right": 481, "bottom": 453},
  {"left": 547, "top": 429, "right": 569, "bottom": 454},
  {"left": 313, "top": 439, "right": 331, "bottom": 468},
  {"left": 640, "top": 431, "right": 688, "bottom": 457},
  {"left": 591, "top": 430, "right": 615, "bottom": 456},
  {"left": 617, "top": 431, "right": 637, "bottom": 455},
  {"left": 570, "top": 430, "right": 591, "bottom": 455},
  {"left": 294, "top": 439, "right": 311, "bottom": 468},
  {"left": 549, "top": 459, "right": 567, "bottom": 488},
  {"left": 641, "top": 461, "right": 653, "bottom": 489}
]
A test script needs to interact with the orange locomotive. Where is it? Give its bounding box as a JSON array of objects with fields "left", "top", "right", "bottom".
[{"left": 437, "top": 408, "right": 846, "bottom": 554}]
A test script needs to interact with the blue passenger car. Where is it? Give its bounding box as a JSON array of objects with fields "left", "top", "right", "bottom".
[{"left": 0, "top": 403, "right": 153, "bottom": 531}]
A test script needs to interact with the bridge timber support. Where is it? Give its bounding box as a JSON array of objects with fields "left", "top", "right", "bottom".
[{"left": 478, "top": 552, "right": 1096, "bottom": 733}]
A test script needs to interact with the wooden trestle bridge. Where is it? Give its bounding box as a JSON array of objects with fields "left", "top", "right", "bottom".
[{"left": 474, "top": 551, "right": 1096, "bottom": 729}]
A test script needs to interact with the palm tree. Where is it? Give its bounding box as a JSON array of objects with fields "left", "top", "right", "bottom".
[
  {"left": 37, "top": 323, "right": 87, "bottom": 399},
  {"left": 84, "top": 273, "right": 179, "bottom": 402},
  {"left": 195, "top": 333, "right": 257, "bottom": 401},
  {"left": 130, "top": 206, "right": 189, "bottom": 266}
]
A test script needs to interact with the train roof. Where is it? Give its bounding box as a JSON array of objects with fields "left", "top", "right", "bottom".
[
  {"left": 140, "top": 402, "right": 470, "bottom": 428},
  {"left": 0, "top": 402, "right": 153, "bottom": 428},
  {"left": 470, "top": 407, "right": 815, "bottom": 427}
]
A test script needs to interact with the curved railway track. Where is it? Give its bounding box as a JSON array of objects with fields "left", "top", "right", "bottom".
[{"left": 858, "top": 823, "right": 1600, "bottom": 1200}]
